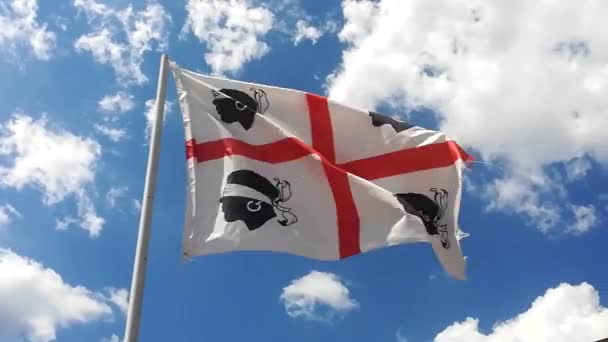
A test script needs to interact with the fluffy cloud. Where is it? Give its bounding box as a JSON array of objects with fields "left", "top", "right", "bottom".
[
  {"left": 0, "top": 203, "right": 21, "bottom": 229},
  {"left": 280, "top": 270, "right": 358, "bottom": 321},
  {"left": 94, "top": 124, "right": 127, "bottom": 142},
  {"left": 55, "top": 216, "right": 78, "bottom": 231},
  {"left": 0, "top": 113, "right": 104, "bottom": 236},
  {"left": 292, "top": 19, "right": 336, "bottom": 46},
  {"left": 74, "top": 0, "right": 171, "bottom": 86},
  {"left": 0, "top": 113, "right": 100, "bottom": 205},
  {"left": 181, "top": 0, "right": 274, "bottom": 75},
  {"left": 98, "top": 91, "right": 135, "bottom": 114},
  {"left": 327, "top": 0, "right": 608, "bottom": 233},
  {"left": 181, "top": 0, "right": 341, "bottom": 73},
  {"left": 0, "top": 0, "right": 56, "bottom": 60},
  {"left": 76, "top": 191, "right": 104, "bottom": 237},
  {"left": 105, "top": 186, "right": 127, "bottom": 208},
  {"left": 293, "top": 20, "right": 321, "bottom": 45},
  {"left": 396, "top": 329, "right": 409, "bottom": 342},
  {"left": 100, "top": 335, "right": 120, "bottom": 342},
  {"left": 52, "top": 193, "right": 104, "bottom": 237},
  {"left": 52, "top": 194, "right": 104, "bottom": 238},
  {"left": 434, "top": 282, "right": 608, "bottom": 342},
  {"left": 484, "top": 173, "right": 562, "bottom": 233},
  {"left": 567, "top": 204, "right": 598, "bottom": 234},
  {"left": 0, "top": 248, "right": 113, "bottom": 342},
  {"left": 566, "top": 157, "right": 593, "bottom": 182},
  {"left": 95, "top": 89, "right": 134, "bottom": 143},
  {"left": 105, "top": 287, "right": 128, "bottom": 315},
  {"left": 131, "top": 198, "right": 141, "bottom": 215}
]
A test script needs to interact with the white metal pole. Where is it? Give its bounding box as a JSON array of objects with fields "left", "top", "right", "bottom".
[{"left": 123, "top": 53, "right": 169, "bottom": 342}]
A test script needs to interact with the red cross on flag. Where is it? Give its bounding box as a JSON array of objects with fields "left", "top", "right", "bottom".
[{"left": 170, "top": 62, "right": 474, "bottom": 280}]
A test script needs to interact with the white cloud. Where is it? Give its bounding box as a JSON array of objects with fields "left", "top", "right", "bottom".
[
  {"left": 568, "top": 204, "right": 598, "bottom": 234},
  {"left": 0, "top": 203, "right": 21, "bottom": 229},
  {"left": 292, "top": 19, "right": 337, "bottom": 46},
  {"left": 334, "top": 0, "right": 379, "bottom": 46},
  {"left": 0, "top": 248, "right": 113, "bottom": 342},
  {"left": 94, "top": 124, "right": 127, "bottom": 142},
  {"left": 95, "top": 90, "right": 133, "bottom": 143},
  {"left": 131, "top": 198, "right": 141, "bottom": 215},
  {"left": 74, "top": 0, "right": 171, "bottom": 86},
  {"left": 293, "top": 20, "right": 322, "bottom": 45},
  {"left": 144, "top": 98, "right": 172, "bottom": 141},
  {"left": 566, "top": 157, "right": 593, "bottom": 182},
  {"left": 55, "top": 216, "right": 78, "bottom": 231},
  {"left": 0, "top": 0, "right": 56, "bottom": 60},
  {"left": 280, "top": 270, "right": 358, "bottom": 321},
  {"left": 54, "top": 200, "right": 103, "bottom": 237},
  {"left": 74, "top": 0, "right": 112, "bottom": 18},
  {"left": 105, "top": 287, "right": 128, "bottom": 315},
  {"left": 76, "top": 191, "right": 104, "bottom": 237},
  {"left": 327, "top": 0, "right": 608, "bottom": 233},
  {"left": 98, "top": 92, "right": 135, "bottom": 114},
  {"left": 181, "top": 0, "right": 274, "bottom": 75},
  {"left": 101, "top": 334, "right": 120, "bottom": 342},
  {"left": 0, "top": 113, "right": 105, "bottom": 236},
  {"left": 105, "top": 186, "right": 127, "bottom": 208},
  {"left": 484, "top": 174, "right": 561, "bottom": 233},
  {"left": 54, "top": 15, "right": 68, "bottom": 32},
  {"left": 434, "top": 282, "right": 608, "bottom": 342},
  {"left": 0, "top": 113, "right": 100, "bottom": 205},
  {"left": 396, "top": 329, "right": 408, "bottom": 342},
  {"left": 74, "top": 28, "right": 131, "bottom": 77},
  {"left": 484, "top": 174, "right": 599, "bottom": 235}
]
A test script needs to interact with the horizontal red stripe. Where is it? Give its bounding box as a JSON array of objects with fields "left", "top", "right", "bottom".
[
  {"left": 186, "top": 139, "right": 196, "bottom": 160},
  {"left": 187, "top": 137, "right": 313, "bottom": 164},
  {"left": 458, "top": 144, "right": 475, "bottom": 164},
  {"left": 186, "top": 138, "right": 472, "bottom": 176},
  {"left": 337, "top": 140, "right": 471, "bottom": 181}
]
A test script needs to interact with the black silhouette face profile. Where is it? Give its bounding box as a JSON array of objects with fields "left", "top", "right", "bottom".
[
  {"left": 369, "top": 111, "right": 414, "bottom": 132},
  {"left": 220, "top": 196, "right": 277, "bottom": 231},
  {"left": 395, "top": 188, "right": 450, "bottom": 249},
  {"left": 219, "top": 170, "right": 297, "bottom": 231},
  {"left": 212, "top": 88, "right": 269, "bottom": 130}
]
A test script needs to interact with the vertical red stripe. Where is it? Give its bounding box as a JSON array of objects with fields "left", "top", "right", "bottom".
[
  {"left": 306, "top": 94, "right": 360, "bottom": 258},
  {"left": 322, "top": 163, "right": 361, "bottom": 258},
  {"left": 306, "top": 94, "right": 336, "bottom": 163}
]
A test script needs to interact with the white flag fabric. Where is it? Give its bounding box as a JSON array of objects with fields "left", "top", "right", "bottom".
[{"left": 169, "top": 61, "right": 473, "bottom": 279}]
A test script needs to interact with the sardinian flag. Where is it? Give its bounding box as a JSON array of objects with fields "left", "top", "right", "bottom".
[{"left": 170, "top": 62, "right": 473, "bottom": 279}]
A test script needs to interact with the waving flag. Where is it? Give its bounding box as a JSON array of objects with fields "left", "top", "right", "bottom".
[{"left": 169, "top": 62, "right": 473, "bottom": 279}]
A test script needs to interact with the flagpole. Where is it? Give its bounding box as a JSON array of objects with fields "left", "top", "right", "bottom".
[{"left": 123, "top": 53, "right": 169, "bottom": 342}]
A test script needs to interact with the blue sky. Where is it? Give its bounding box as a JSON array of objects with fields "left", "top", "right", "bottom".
[{"left": 1, "top": 0, "right": 607, "bottom": 341}]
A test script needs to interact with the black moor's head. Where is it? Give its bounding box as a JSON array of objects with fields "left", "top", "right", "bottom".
[
  {"left": 396, "top": 192, "right": 440, "bottom": 235},
  {"left": 212, "top": 88, "right": 269, "bottom": 130},
  {"left": 220, "top": 196, "right": 277, "bottom": 230},
  {"left": 219, "top": 170, "right": 297, "bottom": 231},
  {"left": 395, "top": 188, "right": 450, "bottom": 249},
  {"left": 369, "top": 111, "right": 414, "bottom": 132}
]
